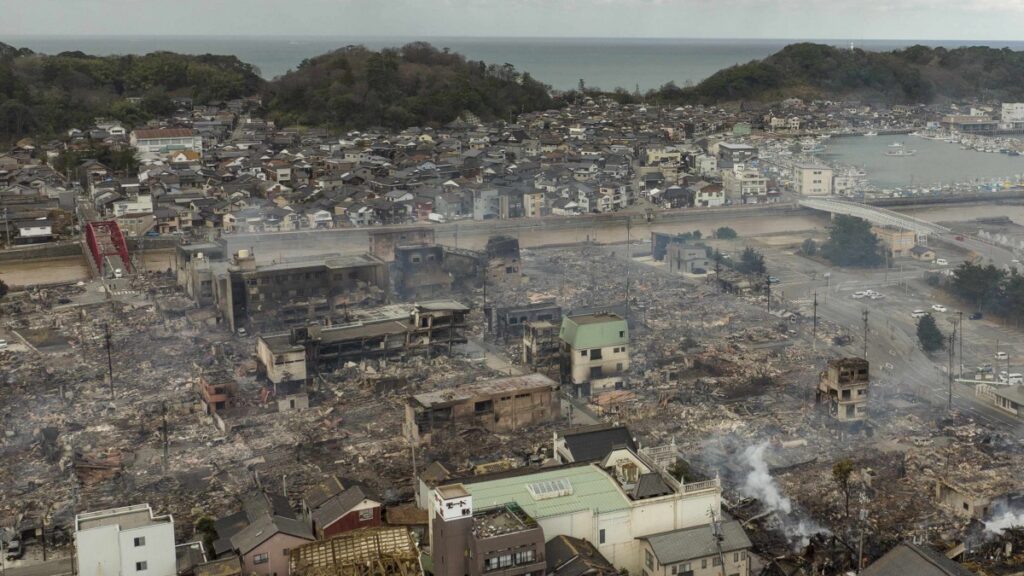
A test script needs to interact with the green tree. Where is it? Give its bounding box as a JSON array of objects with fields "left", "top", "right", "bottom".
[
  {"left": 715, "top": 226, "right": 738, "bottom": 239},
  {"left": 832, "top": 458, "right": 854, "bottom": 520},
  {"left": 801, "top": 238, "right": 818, "bottom": 256},
  {"left": 737, "top": 247, "right": 767, "bottom": 275},
  {"left": 194, "top": 516, "right": 218, "bottom": 555},
  {"left": 917, "top": 314, "right": 945, "bottom": 353},
  {"left": 949, "top": 263, "right": 1005, "bottom": 311},
  {"left": 820, "top": 215, "right": 883, "bottom": 267}
]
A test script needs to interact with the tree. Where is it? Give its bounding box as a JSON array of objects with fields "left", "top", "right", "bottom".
[
  {"left": 737, "top": 247, "right": 767, "bottom": 275},
  {"left": 801, "top": 238, "right": 818, "bottom": 256},
  {"left": 820, "top": 215, "right": 883, "bottom": 267},
  {"left": 832, "top": 458, "right": 854, "bottom": 520},
  {"left": 715, "top": 226, "right": 738, "bottom": 239},
  {"left": 949, "top": 262, "right": 1005, "bottom": 311},
  {"left": 917, "top": 314, "right": 945, "bottom": 353},
  {"left": 194, "top": 516, "right": 218, "bottom": 555},
  {"left": 0, "top": 279, "right": 8, "bottom": 299}
]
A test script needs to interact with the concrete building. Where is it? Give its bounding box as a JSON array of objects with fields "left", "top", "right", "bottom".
[
  {"left": 494, "top": 301, "right": 562, "bottom": 342},
  {"left": 392, "top": 244, "right": 452, "bottom": 300},
  {"left": 992, "top": 385, "right": 1024, "bottom": 418},
  {"left": 716, "top": 143, "right": 757, "bottom": 170},
  {"left": 436, "top": 446, "right": 723, "bottom": 574},
  {"left": 721, "top": 165, "right": 767, "bottom": 204},
  {"left": 431, "top": 485, "right": 547, "bottom": 576},
  {"left": 485, "top": 235, "right": 523, "bottom": 285},
  {"left": 368, "top": 227, "right": 435, "bottom": 262},
  {"left": 560, "top": 312, "right": 629, "bottom": 397},
  {"left": 872, "top": 226, "right": 918, "bottom": 258},
  {"left": 130, "top": 128, "right": 203, "bottom": 155},
  {"left": 75, "top": 504, "right": 177, "bottom": 576},
  {"left": 941, "top": 115, "right": 998, "bottom": 134},
  {"left": 817, "top": 357, "right": 869, "bottom": 421},
  {"left": 638, "top": 520, "right": 753, "bottom": 576},
  {"left": 200, "top": 249, "right": 389, "bottom": 332},
  {"left": 1001, "top": 102, "right": 1024, "bottom": 124},
  {"left": 793, "top": 163, "right": 834, "bottom": 196},
  {"left": 404, "top": 373, "right": 560, "bottom": 443},
  {"left": 257, "top": 300, "right": 469, "bottom": 384},
  {"left": 522, "top": 320, "right": 561, "bottom": 374}
]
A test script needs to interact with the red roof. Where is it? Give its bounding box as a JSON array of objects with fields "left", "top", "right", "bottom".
[{"left": 133, "top": 128, "right": 196, "bottom": 139}]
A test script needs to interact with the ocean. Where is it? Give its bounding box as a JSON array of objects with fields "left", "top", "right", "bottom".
[{"left": 7, "top": 35, "right": 1024, "bottom": 91}]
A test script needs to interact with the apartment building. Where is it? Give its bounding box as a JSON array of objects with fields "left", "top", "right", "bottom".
[
  {"left": 817, "top": 357, "right": 870, "bottom": 421},
  {"left": 75, "top": 504, "right": 177, "bottom": 576},
  {"left": 560, "top": 312, "right": 629, "bottom": 397},
  {"left": 793, "top": 163, "right": 834, "bottom": 196}
]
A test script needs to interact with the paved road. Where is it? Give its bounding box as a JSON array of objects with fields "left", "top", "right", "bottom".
[
  {"left": 5, "top": 557, "right": 73, "bottom": 576},
  {"left": 771, "top": 248, "right": 1024, "bottom": 431}
]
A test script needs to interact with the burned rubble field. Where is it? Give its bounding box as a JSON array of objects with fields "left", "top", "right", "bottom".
[{"left": 2, "top": 245, "right": 1023, "bottom": 566}]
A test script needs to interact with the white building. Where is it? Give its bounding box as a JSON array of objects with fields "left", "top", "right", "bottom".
[
  {"left": 793, "top": 163, "right": 834, "bottom": 196},
  {"left": 432, "top": 447, "right": 722, "bottom": 575},
  {"left": 1002, "top": 103, "right": 1024, "bottom": 124},
  {"left": 722, "top": 164, "right": 768, "bottom": 203},
  {"left": 130, "top": 128, "right": 203, "bottom": 155},
  {"left": 75, "top": 504, "right": 177, "bottom": 576},
  {"left": 113, "top": 195, "right": 154, "bottom": 217}
]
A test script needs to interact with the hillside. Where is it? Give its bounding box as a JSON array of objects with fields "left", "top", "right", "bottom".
[
  {"left": 668, "top": 43, "right": 1024, "bottom": 104},
  {"left": 0, "top": 43, "right": 264, "bottom": 140},
  {"left": 264, "top": 42, "right": 556, "bottom": 130}
]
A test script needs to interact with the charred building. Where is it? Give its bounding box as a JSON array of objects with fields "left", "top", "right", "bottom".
[
  {"left": 368, "top": 227, "right": 435, "bottom": 262},
  {"left": 256, "top": 300, "right": 469, "bottom": 384},
  {"left": 817, "top": 357, "right": 870, "bottom": 422},
  {"left": 485, "top": 235, "right": 522, "bottom": 285},
  {"left": 392, "top": 245, "right": 453, "bottom": 300},
  {"left": 494, "top": 301, "right": 562, "bottom": 342}
]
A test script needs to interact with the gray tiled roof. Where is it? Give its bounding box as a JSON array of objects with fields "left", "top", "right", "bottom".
[
  {"left": 861, "top": 543, "right": 975, "bottom": 576},
  {"left": 641, "top": 520, "right": 752, "bottom": 565}
]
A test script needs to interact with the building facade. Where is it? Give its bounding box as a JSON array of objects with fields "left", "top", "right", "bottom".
[
  {"left": 560, "top": 313, "right": 630, "bottom": 397},
  {"left": 793, "top": 163, "right": 834, "bottom": 196},
  {"left": 817, "top": 357, "right": 870, "bottom": 421},
  {"left": 75, "top": 504, "right": 177, "bottom": 576},
  {"left": 130, "top": 129, "right": 203, "bottom": 154}
]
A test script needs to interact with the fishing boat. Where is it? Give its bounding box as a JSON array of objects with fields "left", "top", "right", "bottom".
[
  {"left": 863, "top": 131, "right": 878, "bottom": 137},
  {"left": 884, "top": 142, "right": 917, "bottom": 157},
  {"left": 800, "top": 138, "right": 827, "bottom": 154}
]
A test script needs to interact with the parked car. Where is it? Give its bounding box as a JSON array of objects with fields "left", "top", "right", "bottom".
[
  {"left": 0, "top": 339, "right": 7, "bottom": 349},
  {"left": 6, "top": 539, "right": 23, "bottom": 560},
  {"left": 768, "top": 276, "right": 781, "bottom": 284},
  {"left": 995, "top": 351, "right": 1009, "bottom": 360},
  {"left": 114, "top": 268, "right": 123, "bottom": 279},
  {"left": 236, "top": 327, "right": 247, "bottom": 337},
  {"left": 869, "top": 293, "right": 885, "bottom": 300},
  {"left": 932, "top": 304, "right": 947, "bottom": 312},
  {"left": 852, "top": 291, "right": 866, "bottom": 299},
  {"left": 969, "top": 312, "right": 983, "bottom": 320},
  {"left": 912, "top": 309, "right": 929, "bottom": 319},
  {"left": 935, "top": 258, "right": 949, "bottom": 266}
]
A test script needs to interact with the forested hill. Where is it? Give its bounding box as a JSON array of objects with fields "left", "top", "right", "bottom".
[
  {"left": 0, "top": 42, "right": 264, "bottom": 138},
  {"left": 264, "top": 42, "right": 556, "bottom": 130},
  {"left": 663, "top": 43, "right": 1024, "bottom": 104},
  {"left": 0, "top": 41, "right": 555, "bottom": 140}
]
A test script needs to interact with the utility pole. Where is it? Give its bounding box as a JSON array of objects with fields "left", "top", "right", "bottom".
[
  {"left": 104, "top": 323, "right": 114, "bottom": 400},
  {"left": 948, "top": 328, "right": 956, "bottom": 412},
  {"left": 862, "top": 310, "right": 869, "bottom": 359},
  {"left": 765, "top": 280, "right": 771, "bottom": 314},
  {"left": 625, "top": 217, "right": 631, "bottom": 318},
  {"left": 812, "top": 292, "right": 818, "bottom": 352},
  {"left": 958, "top": 310, "right": 964, "bottom": 377}
]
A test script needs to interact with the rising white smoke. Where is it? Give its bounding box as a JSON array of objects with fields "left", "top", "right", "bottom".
[
  {"left": 985, "top": 507, "right": 1024, "bottom": 535},
  {"left": 738, "top": 442, "right": 827, "bottom": 546}
]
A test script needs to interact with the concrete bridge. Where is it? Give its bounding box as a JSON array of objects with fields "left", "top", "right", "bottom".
[{"left": 799, "top": 197, "right": 951, "bottom": 237}]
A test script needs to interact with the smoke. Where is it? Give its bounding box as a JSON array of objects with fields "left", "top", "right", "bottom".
[
  {"left": 984, "top": 505, "right": 1024, "bottom": 535},
  {"left": 739, "top": 442, "right": 792, "bottom": 514},
  {"left": 738, "top": 442, "right": 827, "bottom": 545}
]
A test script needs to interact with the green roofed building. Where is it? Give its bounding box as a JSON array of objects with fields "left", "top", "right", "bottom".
[{"left": 559, "top": 312, "right": 629, "bottom": 397}]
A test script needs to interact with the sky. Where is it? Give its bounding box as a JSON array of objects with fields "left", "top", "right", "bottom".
[{"left": 4, "top": 0, "right": 1024, "bottom": 41}]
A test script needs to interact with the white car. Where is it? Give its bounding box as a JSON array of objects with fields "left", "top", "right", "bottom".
[
  {"left": 851, "top": 291, "right": 866, "bottom": 299},
  {"left": 932, "top": 304, "right": 947, "bottom": 312},
  {"left": 869, "top": 292, "right": 885, "bottom": 300},
  {"left": 0, "top": 339, "right": 7, "bottom": 349},
  {"left": 996, "top": 351, "right": 1009, "bottom": 360},
  {"left": 114, "top": 268, "right": 123, "bottom": 279},
  {"left": 935, "top": 258, "right": 948, "bottom": 266},
  {"left": 912, "top": 309, "right": 929, "bottom": 318}
]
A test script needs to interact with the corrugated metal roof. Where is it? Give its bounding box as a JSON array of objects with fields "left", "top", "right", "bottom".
[{"left": 465, "top": 464, "right": 629, "bottom": 519}]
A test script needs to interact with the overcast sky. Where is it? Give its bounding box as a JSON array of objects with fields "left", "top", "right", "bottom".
[{"left": 4, "top": 0, "right": 1023, "bottom": 40}]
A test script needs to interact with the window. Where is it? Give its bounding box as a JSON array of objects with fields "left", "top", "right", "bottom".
[
  {"left": 515, "top": 549, "right": 535, "bottom": 564},
  {"left": 599, "top": 529, "right": 606, "bottom": 544},
  {"left": 619, "top": 330, "right": 625, "bottom": 337},
  {"left": 134, "top": 536, "right": 146, "bottom": 547},
  {"left": 734, "top": 552, "right": 740, "bottom": 562},
  {"left": 645, "top": 550, "right": 654, "bottom": 569},
  {"left": 254, "top": 553, "right": 269, "bottom": 565},
  {"left": 712, "top": 557, "right": 722, "bottom": 566},
  {"left": 136, "top": 562, "right": 148, "bottom": 572},
  {"left": 590, "top": 348, "right": 603, "bottom": 360},
  {"left": 283, "top": 548, "right": 290, "bottom": 556},
  {"left": 359, "top": 508, "right": 374, "bottom": 521},
  {"left": 580, "top": 351, "right": 587, "bottom": 357},
  {"left": 702, "top": 559, "right": 707, "bottom": 569}
]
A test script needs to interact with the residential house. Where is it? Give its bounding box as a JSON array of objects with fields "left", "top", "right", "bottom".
[
  {"left": 637, "top": 520, "right": 753, "bottom": 576},
  {"left": 861, "top": 542, "right": 976, "bottom": 576},
  {"left": 212, "top": 492, "right": 314, "bottom": 576},
  {"left": 560, "top": 312, "right": 630, "bottom": 397},
  {"left": 302, "top": 477, "right": 382, "bottom": 539},
  {"left": 75, "top": 504, "right": 177, "bottom": 576}
]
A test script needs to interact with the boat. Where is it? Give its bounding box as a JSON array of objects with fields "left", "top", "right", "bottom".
[
  {"left": 800, "top": 138, "right": 827, "bottom": 154},
  {"left": 884, "top": 142, "right": 917, "bottom": 157},
  {"left": 863, "top": 131, "right": 878, "bottom": 137}
]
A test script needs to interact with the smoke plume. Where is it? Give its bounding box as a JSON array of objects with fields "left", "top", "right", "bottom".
[{"left": 738, "top": 442, "right": 827, "bottom": 545}]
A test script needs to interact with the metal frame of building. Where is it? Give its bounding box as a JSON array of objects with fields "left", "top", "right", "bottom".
[
  {"left": 288, "top": 527, "right": 421, "bottom": 576},
  {"left": 799, "top": 197, "right": 951, "bottom": 237}
]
